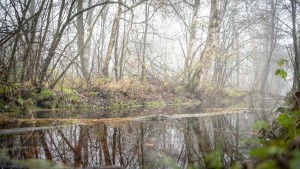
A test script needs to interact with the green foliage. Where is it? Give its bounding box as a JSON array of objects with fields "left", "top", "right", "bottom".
[
  {"left": 252, "top": 120, "right": 270, "bottom": 131},
  {"left": 0, "top": 99, "right": 5, "bottom": 112},
  {"left": 250, "top": 109, "right": 300, "bottom": 168},
  {"left": 17, "top": 97, "right": 34, "bottom": 114},
  {"left": 29, "top": 89, "right": 58, "bottom": 109},
  {"left": 0, "top": 83, "right": 20, "bottom": 98},
  {"left": 61, "top": 87, "right": 79, "bottom": 104},
  {"left": 88, "top": 91, "right": 98, "bottom": 97},
  {"left": 275, "top": 58, "right": 288, "bottom": 79},
  {"left": 145, "top": 101, "right": 165, "bottom": 108},
  {"left": 0, "top": 83, "right": 36, "bottom": 112},
  {"left": 62, "top": 87, "right": 77, "bottom": 96},
  {"left": 172, "top": 98, "right": 182, "bottom": 105},
  {"left": 205, "top": 149, "right": 222, "bottom": 169},
  {"left": 277, "top": 58, "right": 288, "bottom": 66},
  {"left": 110, "top": 99, "right": 125, "bottom": 110},
  {"left": 275, "top": 69, "right": 287, "bottom": 79},
  {"left": 242, "top": 137, "right": 261, "bottom": 148},
  {"left": 31, "top": 89, "right": 53, "bottom": 101},
  {"left": 173, "top": 85, "right": 185, "bottom": 94},
  {"left": 255, "top": 159, "right": 279, "bottom": 169},
  {"left": 250, "top": 145, "right": 286, "bottom": 158},
  {"left": 290, "top": 150, "right": 300, "bottom": 169}
]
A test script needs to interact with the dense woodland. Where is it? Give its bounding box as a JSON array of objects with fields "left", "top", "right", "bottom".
[
  {"left": 0, "top": 0, "right": 299, "bottom": 97},
  {"left": 2, "top": 1, "right": 300, "bottom": 169}
]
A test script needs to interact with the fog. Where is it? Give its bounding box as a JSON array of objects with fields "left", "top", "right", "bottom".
[{"left": 1, "top": 0, "right": 298, "bottom": 98}]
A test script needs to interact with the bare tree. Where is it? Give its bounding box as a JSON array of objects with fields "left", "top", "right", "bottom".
[
  {"left": 188, "top": 0, "right": 220, "bottom": 91},
  {"left": 102, "top": 0, "right": 122, "bottom": 78},
  {"left": 77, "top": 0, "right": 89, "bottom": 81}
]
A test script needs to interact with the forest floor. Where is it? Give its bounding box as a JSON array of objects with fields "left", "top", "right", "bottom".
[{"left": 0, "top": 78, "right": 245, "bottom": 114}]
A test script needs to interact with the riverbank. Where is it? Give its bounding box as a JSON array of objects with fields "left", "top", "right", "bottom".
[{"left": 0, "top": 79, "right": 245, "bottom": 114}]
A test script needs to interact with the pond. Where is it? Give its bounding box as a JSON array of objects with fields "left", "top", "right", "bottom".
[{"left": 0, "top": 106, "right": 277, "bottom": 169}]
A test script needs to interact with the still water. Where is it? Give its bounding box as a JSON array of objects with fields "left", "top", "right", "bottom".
[{"left": 0, "top": 107, "right": 275, "bottom": 168}]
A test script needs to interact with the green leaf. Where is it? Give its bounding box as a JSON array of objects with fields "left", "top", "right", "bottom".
[
  {"left": 256, "top": 159, "right": 279, "bottom": 169},
  {"left": 250, "top": 146, "right": 285, "bottom": 158},
  {"left": 277, "top": 58, "right": 288, "bottom": 66},
  {"left": 253, "top": 120, "right": 270, "bottom": 130},
  {"left": 275, "top": 69, "right": 287, "bottom": 79},
  {"left": 277, "top": 113, "right": 295, "bottom": 129},
  {"left": 290, "top": 150, "right": 300, "bottom": 169}
]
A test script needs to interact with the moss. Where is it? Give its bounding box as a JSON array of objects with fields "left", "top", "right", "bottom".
[
  {"left": 127, "top": 100, "right": 137, "bottom": 108},
  {"left": 87, "top": 91, "right": 99, "bottom": 97},
  {"left": 31, "top": 89, "right": 53, "bottom": 101},
  {"left": 144, "top": 101, "right": 165, "bottom": 108},
  {"left": 31, "top": 89, "right": 56, "bottom": 109},
  {"left": 172, "top": 98, "right": 182, "bottom": 105},
  {"left": 61, "top": 87, "right": 78, "bottom": 105},
  {"left": 0, "top": 83, "right": 20, "bottom": 100},
  {"left": 0, "top": 99, "right": 8, "bottom": 112}
]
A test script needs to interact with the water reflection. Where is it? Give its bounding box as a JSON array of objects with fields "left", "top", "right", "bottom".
[{"left": 0, "top": 110, "right": 265, "bottom": 168}]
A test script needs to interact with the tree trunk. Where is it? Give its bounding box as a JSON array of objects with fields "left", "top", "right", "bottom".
[
  {"left": 49, "top": 6, "right": 106, "bottom": 89},
  {"left": 185, "top": 0, "right": 200, "bottom": 84},
  {"left": 99, "top": 124, "right": 112, "bottom": 166},
  {"left": 114, "top": 1, "right": 122, "bottom": 81},
  {"left": 34, "top": 0, "right": 53, "bottom": 83},
  {"left": 98, "top": 7, "right": 108, "bottom": 77},
  {"left": 259, "top": 0, "right": 276, "bottom": 110},
  {"left": 39, "top": 131, "right": 53, "bottom": 161},
  {"left": 86, "top": 0, "right": 94, "bottom": 82},
  {"left": 141, "top": 1, "right": 149, "bottom": 82},
  {"left": 102, "top": 0, "right": 122, "bottom": 78},
  {"left": 291, "top": 0, "right": 300, "bottom": 91},
  {"left": 5, "top": 33, "right": 20, "bottom": 81},
  {"left": 39, "top": 0, "right": 67, "bottom": 84},
  {"left": 193, "top": 0, "right": 220, "bottom": 90},
  {"left": 77, "top": 0, "right": 89, "bottom": 80},
  {"left": 119, "top": 11, "right": 133, "bottom": 80}
]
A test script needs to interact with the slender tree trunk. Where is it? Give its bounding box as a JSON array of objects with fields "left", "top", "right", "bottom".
[
  {"left": 119, "top": 26, "right": 127, "bottom": 80},
  {"left": 77, "top": 0, "right": 89, "bottom": 80},
  {"left": 5, "top": 33, "right": 20, "bottom": 81},
  {"left": 259, "top": 0, "right": 276, "bottom": 110},
  {"left": 40, "top": 0, "right": 118, "bottom": 84},
  {"left": 86, "top": 0, "right": 94, "bottom": 82},
  {"left": 114, "top": 1, "right": 122, "bottom": 81},
  {"left": 119, "top": 10, "right": 133, "bottom": 80},
  {"left": 141, "top": 1, "right": 149, "bottom": 82},
  {"left": 233, "top": 0, "right": 240, "bottom": 88},
  {"left": 186, "top": 0, "right": 200, "bottom": 85},
  {"left": 112, "top": 127, "right": 117, "bottom": 165},
  {"left": 39, "top": 0, "right": 67, "bottom": 84},
  {"left": 102, "top": 0, "right": 122, "bottom": 78},
  {"left": 23, "top": 0, "right": 36, "bottom": 82},
  {"left": 183, "top": 120, "right": 196, "bottom": 168},
  {"left": 99, "top": 124, "right": 112, "bottom": 166},
  {"left": 18, "top": 0, "right": 33, "bottom": 81},
  {"left": 34, "top": 0, "right": 53, "bottom": 83},
  {"left": 139, "top": 123, "right": 145, "bottom": 166},
  {"left": 39, "top": 131, "right": 52, "bottom": 161},
  {"left": 117, "top": 127, "right": 124, "bottom": 165},
  {"left": 49, "top": 6, "right": 105, "bottom": 89},
  {"left": 98, "top": 8, "right": 108, "bottom": 77}
]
